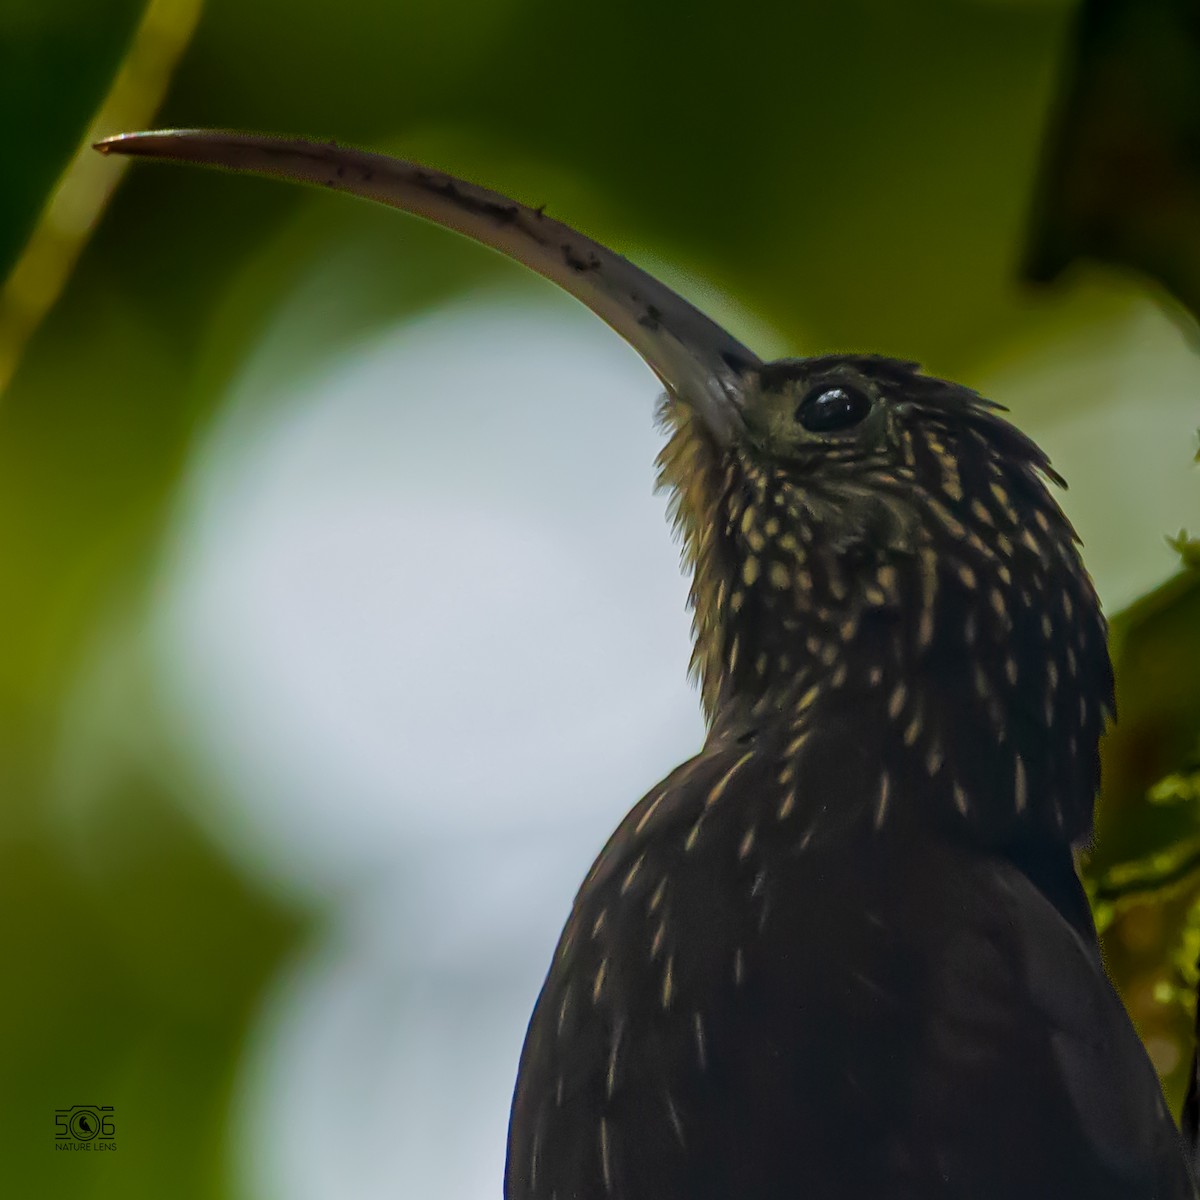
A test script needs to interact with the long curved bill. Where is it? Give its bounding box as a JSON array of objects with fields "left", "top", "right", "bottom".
[{"left": 95, "top": 129, "right": 759, "bottom": 442}]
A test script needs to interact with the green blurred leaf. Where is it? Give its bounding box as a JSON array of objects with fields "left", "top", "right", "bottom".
[
  {"left": 1080, "top": 570, "right": 1200, "bottom": 1104},
  {"left": 0, "top": 0, "right": 144, "bottom": 278},
  {"left": 1027, "top": 0, "right": 1200, "bottom": 323}
]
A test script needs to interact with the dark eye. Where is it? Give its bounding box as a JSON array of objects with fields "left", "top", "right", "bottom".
[{"left": 795, "top": 384, "right": 873, "bottom": 433}]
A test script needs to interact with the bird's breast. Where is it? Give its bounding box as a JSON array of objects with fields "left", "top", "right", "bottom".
[{"left": 506, "top": 744, "right": 953, "bottom": 1199}]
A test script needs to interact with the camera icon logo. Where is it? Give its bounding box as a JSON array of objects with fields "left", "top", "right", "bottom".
[{"left": 54, "top": 1105, "right": 115, "bottom": 1142}]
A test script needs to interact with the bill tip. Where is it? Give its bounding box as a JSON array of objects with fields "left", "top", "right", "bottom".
[
  {"left": 92, "top": 131, "right": 169, "bottom": 156},
  {"left": 93, "top": 133, "right": 142, "bottom": 155}
]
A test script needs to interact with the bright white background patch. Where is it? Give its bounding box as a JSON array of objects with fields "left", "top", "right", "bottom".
[{"left": 150, "top": 298, "right": 707, "bottom": 1200}]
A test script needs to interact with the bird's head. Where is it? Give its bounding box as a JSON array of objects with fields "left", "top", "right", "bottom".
[
  {"left": 659, "top": 350, "right": 1112, "bottom": 845},
  {"left": 96, "top": 130, "right": 1113, "bottom": 844}
]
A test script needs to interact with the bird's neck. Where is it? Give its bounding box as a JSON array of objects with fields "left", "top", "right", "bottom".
[
  {"left": 704, "top": 532, "right": 1111, "bottom": 850},
  {"left": 656, "top": 400, "right": 1113, "bottom": 850}
]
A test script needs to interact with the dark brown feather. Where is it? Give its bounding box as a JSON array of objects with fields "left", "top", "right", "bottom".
[{"left": 506, "top": 356, "right": 1188, "bottom": 1199}]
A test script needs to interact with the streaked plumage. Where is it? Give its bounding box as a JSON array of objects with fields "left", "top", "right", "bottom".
[
  {"left": 507, "top": 354, "right": 1191, "bottom": 1199},
  {"left": 95, "top": 131, "right": 1197, "bottom": 1199}
]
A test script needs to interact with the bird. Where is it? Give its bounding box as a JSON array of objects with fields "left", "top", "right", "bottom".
[{"left": 97, "top": 130, "right": 1196, "bottom": 1199}]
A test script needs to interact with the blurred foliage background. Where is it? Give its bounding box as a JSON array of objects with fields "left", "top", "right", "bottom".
[{"left": 2, "top": 0, "right": 1198, "bottom": 1196}]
